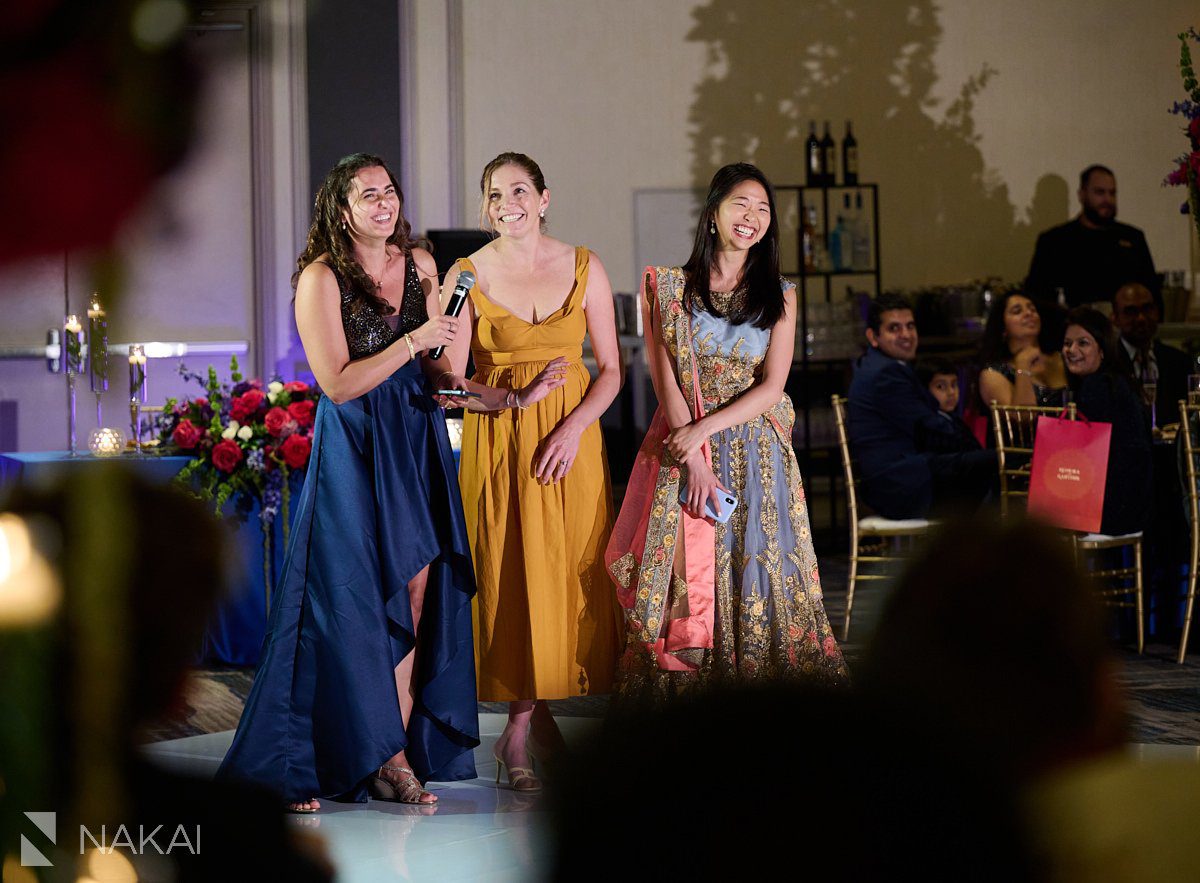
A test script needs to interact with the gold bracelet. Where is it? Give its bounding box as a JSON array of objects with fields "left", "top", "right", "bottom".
[
  {"left": 436, "top": 370, "right": 455, "bottom": 385},
  {"left": 403, "top": 333, "right": 416, "bottom": 361}
]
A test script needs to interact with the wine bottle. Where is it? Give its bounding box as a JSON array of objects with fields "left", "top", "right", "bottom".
[
  {"left": 805, "top": 122, "right": 822, "bottom": 187},
  {"left": 851, "top": 191, "right": 871, "bottom": 270},
  {"left": 821, "top": 121, "right": 836, "bottom": 187},
  {"left": 842, "top": 120, "right": 858, "bottom": 185}
]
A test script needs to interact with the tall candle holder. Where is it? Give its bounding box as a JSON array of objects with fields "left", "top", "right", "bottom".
[
  {"left": 87, "top": 296, "right": 108, "bottom": 426},
  {"left": 128, "top": 345, "right": 147, "bottom": 454},
  {"left": 63, "top": 315, "right": 84, "bottom": 456}
]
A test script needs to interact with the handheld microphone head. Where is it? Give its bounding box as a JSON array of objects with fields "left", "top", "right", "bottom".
[
  {"left": 431, "top": 269, "right": 478, "bottom": 360},
  {"left": 454, "top": 269, "right": 476, "bottom": 294}
]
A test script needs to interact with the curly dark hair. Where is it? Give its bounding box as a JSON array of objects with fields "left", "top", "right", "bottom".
[{"left": 293, "top": 153, "right": 415, "bottom": 315}]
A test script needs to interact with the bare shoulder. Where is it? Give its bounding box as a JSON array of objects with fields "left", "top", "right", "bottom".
[
  {"left": 298, "top": 258, "right": 338, "bottom": 291},
  {"left": 409, "top": 246, "right": 437, "bottom": 278}
]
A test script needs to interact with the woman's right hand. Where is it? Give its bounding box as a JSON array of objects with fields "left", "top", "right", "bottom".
[
  {"left": 432, "top": 372, "right": 470, "bottom": 409},
  {"left": 410, "top": 314, "right": 460, "bottom": 354},
  {"left": 517, "top": 357, "right": 569, "bottom": 407},
  {"left": 682, "top": 457, "right": 725, "bottom": 521},
  {"left": 1014, "top": 345, "right": 1044, "bottom": 378}
]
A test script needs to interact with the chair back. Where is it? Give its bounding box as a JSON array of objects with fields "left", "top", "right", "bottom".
[
  {"left": 1179, "top": 400, "right": 1200, "bottom": 527},
  {"left": 830, "top": 395, "right": 860, "bottom": 523},
  {"left": 990, "top": 401, "right": 1077, "bottom": 518}
]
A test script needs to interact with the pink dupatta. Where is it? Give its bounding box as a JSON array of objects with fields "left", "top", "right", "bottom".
[{"left": 604, "top": 267, "right": 716, "bottom": 672}]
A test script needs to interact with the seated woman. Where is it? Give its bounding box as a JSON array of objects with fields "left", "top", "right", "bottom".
[
  {"left": 978, "top": 292, "right": 1069, "bottom": 412},
  {"left": 1062, "top": 307, "right": 1152, "bottom": 537}
]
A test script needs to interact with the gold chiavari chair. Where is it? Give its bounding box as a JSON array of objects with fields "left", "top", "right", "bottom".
[
  {"left": 991, "top": 401, "right": 1144, "bottom": 653},
  {"left": 831, "top": 395, "right": 934, "bottom": 641},
  {"left": 1176, "top": 399, "right": 1200, "bottom": 663}
]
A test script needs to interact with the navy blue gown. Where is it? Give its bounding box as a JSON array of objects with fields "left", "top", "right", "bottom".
[{"left": 217, "top": 254, "right": 479, "bottom": 802}]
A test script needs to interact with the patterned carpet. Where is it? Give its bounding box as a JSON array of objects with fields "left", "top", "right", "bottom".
[{"left": 144, "top": 557, "right": 1200, "bottom": 745}]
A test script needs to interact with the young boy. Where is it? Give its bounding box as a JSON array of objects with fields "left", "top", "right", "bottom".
[{"left": 915, "top": 357, "right": 981, "bottom": 451}]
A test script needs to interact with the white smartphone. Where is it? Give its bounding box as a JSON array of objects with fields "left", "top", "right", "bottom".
[{"left": 678, "top": 486, "right": 738, "bottom": 523}]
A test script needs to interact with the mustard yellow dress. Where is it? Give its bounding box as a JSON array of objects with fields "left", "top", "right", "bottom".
[{"left": 457, "top": 246, "right": 623, "bottom": 701}]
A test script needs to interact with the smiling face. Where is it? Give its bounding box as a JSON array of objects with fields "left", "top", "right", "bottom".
[
  {"left": 867, "top": 308, "right": 918, "bottom": 361},
  {"left": 1062, "top": 324, "right": 1104, "bottom": 376},
  {"left": 712, "top": 180, "right": 771, "bottom": 251},
  {"left": 1003, "top": 295, "right": 1041, "bottom": 347},
  {"left": 485, "top": 163, "right": 548, "bottom": 237},
  {"left": 342, "top": 166, "right": 399, "bottom": 240}
]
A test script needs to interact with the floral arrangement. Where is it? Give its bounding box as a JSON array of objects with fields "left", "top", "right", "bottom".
[
  {"left": 1166, "top": 27, "right": 1200, "bottom": 241},
  {"left": 156, "top": 356, "right": 318, "bottom": 534}
]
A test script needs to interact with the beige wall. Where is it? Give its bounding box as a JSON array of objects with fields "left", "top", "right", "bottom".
[{"left": 414, "top": 0, "right": 1196, "bottom": 293}]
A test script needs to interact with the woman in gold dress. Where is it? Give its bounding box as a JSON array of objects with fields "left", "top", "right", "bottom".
[{"left": 430, "top": 152, "right": 623, "bottom": 791}]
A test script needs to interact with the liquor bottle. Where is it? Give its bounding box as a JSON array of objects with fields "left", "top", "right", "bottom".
[
  {"left": 821, "top": 121, "right": 836, "bottom": 186},
  {"left": 842, "top": 120, "right": 858, "bottom": 185},
  {"left": 830, "top": 199, "right": 849, "bottom": 272},
  {"left": 851, "top": 191, "right": 872, "bottom": 270},
  {"left": 805, "top": 122, "right": 822, "bottom": 187}
]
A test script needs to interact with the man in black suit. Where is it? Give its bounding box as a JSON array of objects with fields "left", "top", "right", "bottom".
[
  {"left": 1026, "top": 165, "right": 1158, "bottom": 309},
  {"left": 847, "top": 293, "right": 995, "bottom": 519},
  {"left": 1110, "top": 282, "right": 1192, "bottom": 427}
]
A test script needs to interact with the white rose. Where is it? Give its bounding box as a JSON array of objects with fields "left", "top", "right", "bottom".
[
  {"left": 221, "top": 421, "right": 239, "bottom": 440},
  {"left": 237, "top": 425, "right": 253, "bottom": 441},
  {"left": 268, "top": 392, "right": 279, "bottom": 404},
  {"left": 268, "top": 380, "right": 284, "bottom": 395}
]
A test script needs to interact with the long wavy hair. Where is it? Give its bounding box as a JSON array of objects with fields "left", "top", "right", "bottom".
[
  {"left": 292, "top": 153, "right": 415, "bottom": 315},
  {"left": 682, "top": 163, "right": 784, "bottom": 329}
]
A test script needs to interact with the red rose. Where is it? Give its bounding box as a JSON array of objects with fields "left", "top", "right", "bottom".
[
  {"left": 279, "top": 433, "right": 312, "bottom": 469},
  {"left": 283, "top": 380, "right": 310, "bottom": 394},
  {"left": 211, "top": 439, "right": 244, "bottom": 473},
  {"left": 230, "top": 389, "right": 266, "bottom": 422},
  {"left": 1189, "top": 116, "right": 1200, "bottom": 149},
  {"left": 287, "top": 400, "right": 315, "bottom": 428},
  {"left": 263, "top": 406, "right": 291, "bottom": 437},
  {"left": 172, "top": 419, "right": 202, "bottom": 450},
  {"left": 194, "top": 397, "right": 208, "bottom": 408}
]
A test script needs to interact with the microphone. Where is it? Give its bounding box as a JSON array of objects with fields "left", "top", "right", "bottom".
[{"left": 430, "top": 269, "right": 475, "bottom": 360}]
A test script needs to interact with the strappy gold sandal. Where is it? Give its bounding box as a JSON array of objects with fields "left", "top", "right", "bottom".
[
  {"left": 369, "top": 764, "right": 438, "bottom": 804},
  {"left": 493, "top": 751, "right": 542, "bottom": 793}
]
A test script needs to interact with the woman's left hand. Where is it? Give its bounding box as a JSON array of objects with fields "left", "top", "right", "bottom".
[
  {"left": 665, "top": 420, "right": 710, "bottom": 462},
  {"left": 534, "top": 423, "right": 583, "bottom": 484}
]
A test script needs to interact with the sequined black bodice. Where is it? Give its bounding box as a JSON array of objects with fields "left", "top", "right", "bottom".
[{"left": 335, "top": 250, "right": 429, "bottom": 360}]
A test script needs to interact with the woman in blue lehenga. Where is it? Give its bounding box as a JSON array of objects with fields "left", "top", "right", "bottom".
[{"left": 217, "top": 154, "right": 478, "bottom": 810}]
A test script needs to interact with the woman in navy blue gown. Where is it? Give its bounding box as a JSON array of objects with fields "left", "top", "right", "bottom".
[{"left": 217, "top": 153, "right": 479, "bottom": 810}]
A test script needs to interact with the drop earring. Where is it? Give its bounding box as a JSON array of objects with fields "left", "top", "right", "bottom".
[
  {"left": 710, "top": 220, "right": 716, "bottom": 234},
  {"left": 539, "top": 210, "right": 545, "bottom": 219}
]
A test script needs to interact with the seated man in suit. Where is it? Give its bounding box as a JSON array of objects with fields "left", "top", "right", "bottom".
[
  {"left": 1110, "top": 282, "right": 1191, "bottom": 427},
  {"left": 847, "top": 293, "right": 996, "bottom": 519}
]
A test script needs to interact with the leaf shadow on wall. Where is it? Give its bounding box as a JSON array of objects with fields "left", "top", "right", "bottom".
[{"left": 686, "top": 0, "right": 1067, "bottom": 289}]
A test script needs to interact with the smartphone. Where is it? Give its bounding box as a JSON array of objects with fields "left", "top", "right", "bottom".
[
  {"left": 435, "top": 389, "right": 482, "bottom": 398},
  {"left": 678, "top": 486, "right": 738, "bottom": 523}
]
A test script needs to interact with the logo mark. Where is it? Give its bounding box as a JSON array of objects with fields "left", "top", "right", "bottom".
[{"left": 21, "top": 812, "right": 56, "bottom": 867}]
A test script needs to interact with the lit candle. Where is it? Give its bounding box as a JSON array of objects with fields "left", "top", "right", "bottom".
[
  {"left": 63, "top": 315, "right": 83, "bottom": 375},
  {"left": 128, "top": 345, "right": 147, "bottom": 402},
  {"left": 87, "top": 296, "right": 108, "bottom": 394}
]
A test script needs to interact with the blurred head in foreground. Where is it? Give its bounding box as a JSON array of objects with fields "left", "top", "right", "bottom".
[
  {"left": 552, "top": 683, "right": 1038, "bottom": 881},
  {"left": 860, "top": 515, "right": 1125, "bottom": 781}
]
